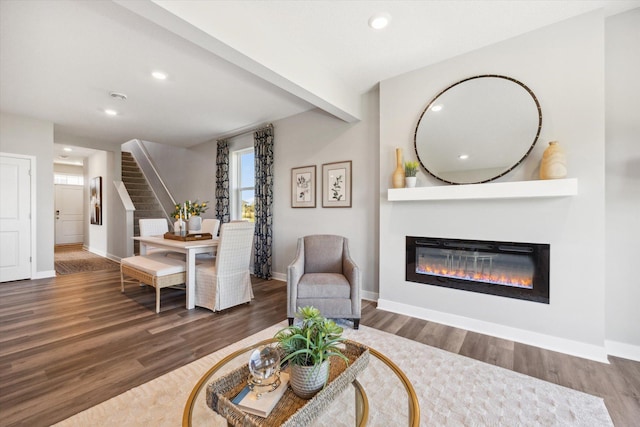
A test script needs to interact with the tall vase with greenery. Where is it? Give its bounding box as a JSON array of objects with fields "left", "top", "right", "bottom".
[{"left": 275, "top": 306, "right": 348, "bottom": 399}]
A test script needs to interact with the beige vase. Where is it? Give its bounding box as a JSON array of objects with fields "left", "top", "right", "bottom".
[
  {"left": 392, "top": 148, "right": 405, "bottom": 188},
  {"left": 289, "top": 360, "right": 330, "bottom": 399},
  {"left": 539, "top": 141, "right": 567, "bottom": 180}
]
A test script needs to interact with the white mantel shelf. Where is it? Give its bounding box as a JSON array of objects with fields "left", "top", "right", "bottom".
[{"left": 387, "top": 178, "right": 578, "bottom": 201}]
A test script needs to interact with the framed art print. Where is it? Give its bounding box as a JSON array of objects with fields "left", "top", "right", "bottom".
[
  {"left": 90, "top": 176, "right": 102, "bottom": 225},
  {"left": 291, "top": 165, "right": 316, "bottom": 208},
  {"left": 322, "top": 161, "right": 351, "bottom": 208}
]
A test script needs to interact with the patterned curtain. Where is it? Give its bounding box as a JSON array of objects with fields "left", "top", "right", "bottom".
[
  {"left": 253, "top": 125, "right": 274, "bottom": 280},
  {"left": 215, "top": 139, "right": 230, "bottom": 224}
]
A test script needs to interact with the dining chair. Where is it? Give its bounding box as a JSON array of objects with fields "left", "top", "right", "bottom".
[
  {"left": 195, "top": 218, "right": 221, "bottom": 259},
  {"left": 201, "top": 218, "right": 221, "bottom": 237},
  {"left": 194, "top": 221, "right": 255, "bottom": 311},
  {"left": 138, "top": 218, "right": 171, "bottom": 255}
]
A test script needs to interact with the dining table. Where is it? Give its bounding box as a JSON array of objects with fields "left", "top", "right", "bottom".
[{"left": 133, "top": 235, "right": 219, "bottom": 310}]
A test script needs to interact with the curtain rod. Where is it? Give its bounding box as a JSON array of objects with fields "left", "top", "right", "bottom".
[{"left": 216, "top": 123, "right": 272, "bottom": 142}]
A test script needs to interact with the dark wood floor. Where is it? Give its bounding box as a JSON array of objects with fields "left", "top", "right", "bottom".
[{"left": 0, "top": 270, "right": 638, "bottom": 426}]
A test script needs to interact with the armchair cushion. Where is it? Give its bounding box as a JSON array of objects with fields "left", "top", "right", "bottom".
[{"left": 297, "top": 273, "right": 351, "bottom": 299}]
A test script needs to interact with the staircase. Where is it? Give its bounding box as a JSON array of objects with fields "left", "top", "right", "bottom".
[{"left": 121, "top": 151, "right": 168, "bottom": 254}]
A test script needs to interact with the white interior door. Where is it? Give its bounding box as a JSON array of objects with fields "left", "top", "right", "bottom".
[
  {"left": 55, "top": 184, "right": 84, "bottom": 245},
  {"left": 0, "top": 155, "right": 31, "bottom": 282}
]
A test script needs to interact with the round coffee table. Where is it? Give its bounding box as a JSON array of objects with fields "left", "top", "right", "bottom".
[{"left": 183, "top": 339, "right": 419, "bottom": 426}]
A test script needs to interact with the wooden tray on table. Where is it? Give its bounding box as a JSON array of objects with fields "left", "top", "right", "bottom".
[
  {"left": 207, "top": 340, "right": 370, "bottom": 427},
  {"left": 163, "top": 232, "right": 212, "bottom": 242}
]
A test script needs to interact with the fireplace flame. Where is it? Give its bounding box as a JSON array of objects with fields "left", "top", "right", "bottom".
[{"left": 417, "top": 263, "right": 533, "bottom": 289}]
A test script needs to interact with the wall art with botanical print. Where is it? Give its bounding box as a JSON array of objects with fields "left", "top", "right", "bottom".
[
  {"left": 90, "top": 176, "right": 102, "bottom": 225},
  {"left": 322, "top": 161, "right": 352, "bottom": 208},
  {"left": 291, "top": 165, "right": 316, "bottom": 208}
]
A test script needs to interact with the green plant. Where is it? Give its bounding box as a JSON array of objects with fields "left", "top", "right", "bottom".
[
  {"left": 170, "top": 199, "right": 209, "bottom": 220},
  {"left": 275, "top": 306, "right": 348, "bottom": 367},
  {"left": 404, "top": 161, "right": 419, "bottom": 177}
]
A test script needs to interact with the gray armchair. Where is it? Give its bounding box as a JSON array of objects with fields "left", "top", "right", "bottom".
[{"left": 287, "top": 235, "right": 361, "bottom": 329}]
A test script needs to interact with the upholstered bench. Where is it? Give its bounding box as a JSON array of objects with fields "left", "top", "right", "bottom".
[{"left": 120, "top": 254, "right": 186, "bottom": 313}]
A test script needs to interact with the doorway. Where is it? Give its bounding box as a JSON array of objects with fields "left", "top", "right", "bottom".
[
  {"left": 55, "top": 184, "right": 84, "bottom": 244},
  {"left": 0, "top": 154, "right": 33, "bottom": 282}
]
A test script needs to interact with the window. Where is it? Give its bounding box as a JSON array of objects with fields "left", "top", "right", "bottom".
[
  {"left": 232, "top": 148, "right": 255, "bottom": 222},
  {"left": 54, "top": 173, "right": 84, "bottom": 186}
]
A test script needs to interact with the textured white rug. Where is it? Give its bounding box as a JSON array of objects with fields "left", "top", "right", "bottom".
[{"left": 55, "top": 322, "right": 612, "bottom": 426}]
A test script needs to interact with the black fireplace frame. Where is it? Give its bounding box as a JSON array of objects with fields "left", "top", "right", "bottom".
[{"left": 406, "top": 236, "right": 550, "bottom": 304}]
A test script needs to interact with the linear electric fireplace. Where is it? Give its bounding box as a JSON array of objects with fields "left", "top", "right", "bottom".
[{"left": 406, "top": 237, "right": 550, "bottom": 303}]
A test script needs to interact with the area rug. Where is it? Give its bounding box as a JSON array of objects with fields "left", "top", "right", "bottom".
[
  {"left": 54, "top": 246, "right": 119, "bottom": 275},
  {"left": 54, "top": 322, "right": 612, "bottom": 426}
]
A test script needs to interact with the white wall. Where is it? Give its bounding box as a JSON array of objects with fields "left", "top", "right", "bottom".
[
  {"left": 142, "top": 99, "right": 381, "bottom": 298},
  {"left": 54, "top": 164, "right": 83, "bottom": 175},
  {"left": 605, "top": 8, "right": 640, "bottom": 358},
  {"left": 139, "top": 139, "right": 216, "bottom": 219},
  {"left": 0, "top": 112, "right": 55, "bottom": 277},
  {"left": 379, "top": 11, "right": 607, "bottom": 361},
  {"left": 86, "top": 150, "right": 114, "bottom": 257},
  {"left": 272, "top": 89, "right": 380, "bottom": 298}
]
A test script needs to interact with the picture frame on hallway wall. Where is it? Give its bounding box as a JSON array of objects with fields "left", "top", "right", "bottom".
[
  {"left": 322, "top": 161, "right": 352, "bottom": 208},
  {"left": 90, "top": 176, "right": 102, "bottom": 225},
  {"left": 291, "top": 165, "right": 316, "bottom": 208}
]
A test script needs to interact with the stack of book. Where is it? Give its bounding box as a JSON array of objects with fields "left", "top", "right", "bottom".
[{"left": 231, "top": 373, "right": 289, "bottom": 418}]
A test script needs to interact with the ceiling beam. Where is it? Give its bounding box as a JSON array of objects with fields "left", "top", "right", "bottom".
[{"left": 114, "top": 0, "right": 361, "bottom": 123}]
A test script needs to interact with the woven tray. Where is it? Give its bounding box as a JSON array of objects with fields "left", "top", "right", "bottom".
[
  {"left": 207, "top": 340, "right": 369, "bottom": 427},
  {"left": 163, "top": 232, "right": 212, "bottom": 241}
]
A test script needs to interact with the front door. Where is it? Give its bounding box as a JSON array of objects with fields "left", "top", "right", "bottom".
[
  {"left": 0, "top": 155, "right": 32, "bottom": 282},
  {"left": 55, "top": 184, "right": 84, "bottom": 245}
]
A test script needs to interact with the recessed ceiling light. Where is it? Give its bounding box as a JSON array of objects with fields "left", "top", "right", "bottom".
[
  {"left": 104, "top": 109, "right": 118, "bottom": 116},
  {"left": 63, "top": 147, "right": 73, "bottom": 152},
  {"left": 368, "top": 13, "right": 391, "bottom": 30},
  {"left": 152, "top": 71, "right": 167, "bottom": 80},
  {"left": 458, "top": 154, "right": 469, "bottom": 160}
]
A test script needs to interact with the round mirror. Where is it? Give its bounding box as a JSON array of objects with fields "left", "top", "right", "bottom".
[{"left": 414, "top": 75, "right": 542, "bottom": 184}]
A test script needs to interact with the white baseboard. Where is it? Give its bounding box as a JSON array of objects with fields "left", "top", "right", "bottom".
[
  {"left": 271, "top": 272, "right": 286, "bottom": 282},
  {"left": 361, "top": 290, "right": 379, "bottom": 301},
  {"left": 32, "top": 270, "right": 56, "bottom": 279},
  {"left": 106, "top": 253, "right": 122, "bottom": 263},
  {"left": 86, "top": 247, "right": 107, "bottom": 258},
  {"left": 377, "top": 299, "right": 609, "bottom": 364},
  {"left": 605, "top": 340, "right": 640, "bottom": 361}
]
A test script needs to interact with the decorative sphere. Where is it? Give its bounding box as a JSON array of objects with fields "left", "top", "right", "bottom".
[{"left": 249, "top": 346, "right": 280, "bottom": 384}]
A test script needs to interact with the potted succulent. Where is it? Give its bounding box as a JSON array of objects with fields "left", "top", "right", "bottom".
[
  {"left": 274, "top": 306, "right": 348, "bottom": 399},
  {"left": 404, "top": 161, "right": 419, "bottom": 188}
]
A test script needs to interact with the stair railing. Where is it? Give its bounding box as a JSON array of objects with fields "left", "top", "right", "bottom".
[{"left": 122, "top": 139, "right": 176, "bottom": 223}]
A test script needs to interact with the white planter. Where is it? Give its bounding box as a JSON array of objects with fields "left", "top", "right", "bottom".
[
  {"left": 188, "top": 216, "right": 202, "bottom": 233},
  {"left": 289, "top": 360, "right": 330, "bottom": 399},
  {"left": 405, "top": 176, "right": 417, "bottom": 188}
]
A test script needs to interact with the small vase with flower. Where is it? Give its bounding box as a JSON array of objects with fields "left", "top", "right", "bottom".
[{"left": 171, "top": 200, "right": 209, "bottom": 235}]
